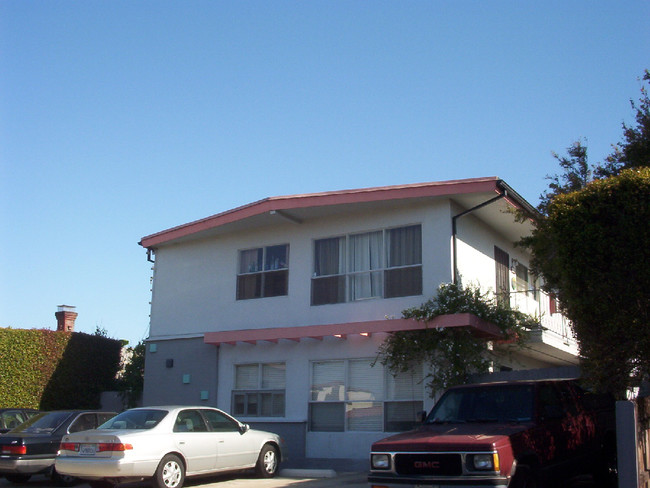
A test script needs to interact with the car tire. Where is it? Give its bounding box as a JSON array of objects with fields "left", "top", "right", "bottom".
[
  {"left": 255, "top": 443, "right": 279, "bottom": 478},
  {"left": 509, "top": 464, "right": 538, "bottom": 488},
  {"left": 88, "top": 481, "right": 114, "bottom": 488},
  {"left": 51, "top": 468, "right": 77, "bottom": 486},
  {"left": 152, "top": 454, "right": 185, "bottom": 488},
  {"left": 4, "top": 474, "right": 32, "bottom": 484}
]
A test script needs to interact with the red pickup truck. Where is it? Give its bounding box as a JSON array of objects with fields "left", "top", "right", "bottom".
[{"left": 369, "top": 379, "right": 616, "bottom": 488}]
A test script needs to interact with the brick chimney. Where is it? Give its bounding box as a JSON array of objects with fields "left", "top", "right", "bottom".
[{"left": 55, "top": 305, "right": 77, "bottom": 332}]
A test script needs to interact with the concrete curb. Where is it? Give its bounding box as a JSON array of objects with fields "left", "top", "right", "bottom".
[{"left": 279, "top": 468, "right": 338, "bottom": 478}]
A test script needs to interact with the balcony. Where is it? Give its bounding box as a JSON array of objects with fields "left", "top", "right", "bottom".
[{"left": 507, "top": 289, "right": 579, "bottom": 365}]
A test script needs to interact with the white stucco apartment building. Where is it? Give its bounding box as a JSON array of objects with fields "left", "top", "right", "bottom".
[{"left": 138, "top": 177, "right": 578, "bottom": 464}]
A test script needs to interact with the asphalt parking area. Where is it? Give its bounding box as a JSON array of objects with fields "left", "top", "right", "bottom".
[{"left": 0, "top": 471, "right": 369, "bottom": 488}]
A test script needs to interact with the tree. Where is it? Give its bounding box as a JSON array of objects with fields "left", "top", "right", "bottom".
[
  {"left": 538, "top": 140, "right": 592, "bottom": 214},
  {"left": 522, "top": 168, "right": 650, "bottom": 397},
  {"left": 596, "top": 70, "right": 650, "bottom": 178},
  {"left": 521, "top": 70, "right": 650, "bottom": 397},
  {"left": 118, "top": 341, "right": 145, "bottom": 408},
  {"left": 375, "top": 283, "right": 540, "bottom": 395}
]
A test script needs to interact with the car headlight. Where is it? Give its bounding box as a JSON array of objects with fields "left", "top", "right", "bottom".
[
  {"left": 468, "top": 453, "right": 499, "bottom": 471},
  {"left": 371, "top": 453, "right": 391, "bottom": 470}
]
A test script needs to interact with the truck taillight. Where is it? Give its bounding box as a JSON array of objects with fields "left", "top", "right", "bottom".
[
  {"left": 1, "top": 445, "right": 27, "bottom": 455},
  {"left": 97, "top": 443, "right": 133, "bottom": 452}
]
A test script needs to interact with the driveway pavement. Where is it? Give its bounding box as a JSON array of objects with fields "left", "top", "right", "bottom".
[{"left": 0, "top": 470, "right": 369, "bottom": 488}]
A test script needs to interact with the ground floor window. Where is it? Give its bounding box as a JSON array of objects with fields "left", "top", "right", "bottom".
[
  {"left": 309, "top": 359, "right": 423, "bottom": 432},
  {"left": 232, "top": 363, "right": 286, "bottom": 417}
]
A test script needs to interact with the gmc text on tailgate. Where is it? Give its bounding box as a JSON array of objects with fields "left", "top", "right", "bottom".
[{"left": 368, "top": 379, "right": 616, "bottom": 488}]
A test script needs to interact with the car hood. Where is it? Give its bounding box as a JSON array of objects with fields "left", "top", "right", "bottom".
[{"left": 372, "top": 422, "right": 533, "bottom": 452}]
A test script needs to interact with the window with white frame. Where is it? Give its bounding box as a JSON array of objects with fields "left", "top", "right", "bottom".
[
  {"left": 232, "top": 363, "right": 286, "bottom": 417},
  {"left": 311, "top": 225, "right": 422, "bottom": 305},
  {"left": 308, "top": 359, "right": 423, "bottom": 432},
  {"left": 237, "top": 244, "right": 289, "bottom": 300}
]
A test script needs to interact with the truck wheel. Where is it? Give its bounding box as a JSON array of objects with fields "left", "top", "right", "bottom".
[
  {"left": 255, "top": 444, "right": 279, "bottom": 478},
  {"left": 152, "top": 454, "right": 185, "bottom": 488},
  {"left": 510, "top": 464, "right": 538, "bottom": 488}
]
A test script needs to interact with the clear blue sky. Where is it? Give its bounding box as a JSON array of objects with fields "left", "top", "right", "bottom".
[{"left": 1, "top": 1, "right": 648, "bottom": 346}]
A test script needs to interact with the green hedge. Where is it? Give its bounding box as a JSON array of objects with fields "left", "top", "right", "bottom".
[{"left": 0, "top": 328, "right": 122, "bottom": 410}]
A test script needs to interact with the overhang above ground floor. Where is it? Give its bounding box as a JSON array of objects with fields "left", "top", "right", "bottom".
[{"left": 203, "top": 313, "right": 503, "bottom": 346}]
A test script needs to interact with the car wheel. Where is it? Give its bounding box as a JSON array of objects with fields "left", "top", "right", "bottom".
[
  {"left": 509, "top": 464, "right": 539, "bottom": 488},
  {"left": 4, "top": 474, "right": 32, "bottom": 484},
  {"left": 51, "top": 468, "right": 77, "bottom": 486},
  {"left": 255, "top": 443, "right": 279, "bottom": 478},
  {"left": 152, "top": 454, "right": 185, "bottom": 488}
]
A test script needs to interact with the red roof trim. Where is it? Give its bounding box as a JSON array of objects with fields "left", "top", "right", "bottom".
[
  {"left": 140, "top": 177, "right": 504, "bottom": 248},
  {"left": 203, "top": 313, "right": 502, "bottom": 346}
]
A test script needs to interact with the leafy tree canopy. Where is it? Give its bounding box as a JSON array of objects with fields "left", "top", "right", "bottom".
[
  {"left": 376, "top": 283, "right": 540, "bottom": 396},
  {"left": 523, "top": 168, "right": 650, "bottom": 397},
  {"left": 117, "top": 341, "right": 145, "bottom": 408},
  {"left": 522, "top": 70, "right": 650, "bottom": 397}
]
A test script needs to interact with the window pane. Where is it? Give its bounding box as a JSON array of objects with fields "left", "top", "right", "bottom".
[
  {"left": 350, "top": 270, "right": 382, "bottom": 300},
  {"left": 233, "top": 394, "right": 246, "bottom": 416},
  {"left": 261, "top": 393, "right": 285, "bottom": 417},
  {"left": 387, "top": 367, "right": 424, "bottom": 400},
  {"left": 314, "top": 238, "right": 344, "bottom": 276},
  {"left": 309, "top": 403, "right": 344, "bottom": 432},
  {"left": 348, "top": 359, "right": 383, "bottom": 401},
  {"left": 263, "top": 270, "right": 288, "bottom": 297},
  {"left": 240, "top": 248, "right": 262, "bottom": 273},
  {"left": 235, "top": 364, "right": 259, "bottom": 389},
  {"left": 265, "top": 245, "right": 288, "bottom": 270},
  {"left": 384, "top": 266, "right": 422, "bottom": 298},
  {"left": 246, "top": 394, "right": 258, "bottom": 415},
  {"left": 516, "top": 263, "right": 529, "bottom": 293},
  {"left": 349, "top": 232, "right": 383, "bottom": 272},
  {"left": 202, "top": 409, "right": 239, "bottom": 432},
  {"left": 347, "top": 402, "right": 382, "bottom": 431},
  {"left": 385, "top": 401, "right": 423, "bottom": 432},
  {"left": 387, "top": 225, "right": 421, "bottom": 267},
  {"left": 311, "top": 361, "right": 345, "bottom": 401},
  {"left": 311, "top": 275, "right": 346, "bottom": 305},
  {"left": 262, "top": 363, "right": 286, "bottom": 389},
  {"left": 237, "top": 274, "right": 261, "bottom": 300}
]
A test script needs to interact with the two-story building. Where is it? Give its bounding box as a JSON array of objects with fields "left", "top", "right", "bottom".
[{"left": 138, "top": 177, "right": 578, "bottom": 465}]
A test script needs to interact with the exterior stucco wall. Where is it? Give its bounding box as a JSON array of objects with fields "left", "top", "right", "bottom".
[
  {"left": 142, "top": 337, "right": 217, "bottom": 407},
  {"left": 216, "top": 334, "right": 428, "bottom": 460},
  {"left": 148, "top": 200, "right": 453, "bottom": 339}
]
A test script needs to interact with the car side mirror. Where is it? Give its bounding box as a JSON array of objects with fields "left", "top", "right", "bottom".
[
  {"left": 416, "top": 410, "right": 427, "bottom": 423},
  {"left": 239, "top": 423, "right": 250, "bottom": 435}
]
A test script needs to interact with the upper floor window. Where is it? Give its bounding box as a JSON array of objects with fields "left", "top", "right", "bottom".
[
  {"left": 237, "top": 244, "right": 289, "bottom": 300},
  {"left": 311, "top": 225, "right": 422, "bottom": 305}
]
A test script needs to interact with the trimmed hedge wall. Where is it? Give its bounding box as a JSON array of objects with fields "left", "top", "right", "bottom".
[{"left": 0, "top": 328, "right": 122, "bottom": 410}]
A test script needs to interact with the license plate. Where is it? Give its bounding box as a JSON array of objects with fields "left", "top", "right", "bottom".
[{"left": 79, "top": 444, "right": 97, "bottom": 455}]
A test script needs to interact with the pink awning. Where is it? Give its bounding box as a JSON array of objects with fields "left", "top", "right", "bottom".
[{"left": 203, "top": 313, "right": 502, "bottom": 346}]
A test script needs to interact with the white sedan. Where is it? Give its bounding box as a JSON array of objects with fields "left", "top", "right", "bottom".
[{"left": 55, "top": 406, "right": 285, "bottom": 488}]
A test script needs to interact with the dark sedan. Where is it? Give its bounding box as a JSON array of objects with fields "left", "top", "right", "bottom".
[
  {"left": 0, "top": 410, "right": 116, "bottom": 486},
  {"left": 0, "top": 409, "right": 40, "bottom": 434}
]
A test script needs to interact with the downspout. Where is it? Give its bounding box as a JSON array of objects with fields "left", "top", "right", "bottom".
[{"left": 451, "top": 189, "right": 508, "bottom": 285}]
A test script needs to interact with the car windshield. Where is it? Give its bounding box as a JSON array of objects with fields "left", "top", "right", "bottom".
[
  {"left": 426, "top": 384, "right": 535, "bottom": 424},
  {"left": 13, "top": 411, "right": 72, "bottom": 433},
  {"left": 99, "top": 409, "right": 168, "bottom": 430}
]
